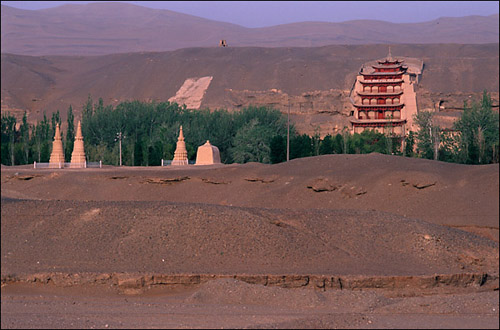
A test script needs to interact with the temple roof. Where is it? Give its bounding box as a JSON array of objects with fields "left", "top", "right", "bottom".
[
  {"left": 372, "top": 64, "right": 407, "bottom": 69},
  {"left": 361, "top": 71, "right": 405, "bottom": 76},
  {"left": 377, "top": 46, "right": 403, "bottom": 64},
  {"left": 377, "top": 59, "right": 402, "bottom": 65}
]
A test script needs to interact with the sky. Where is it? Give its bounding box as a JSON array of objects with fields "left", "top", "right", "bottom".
[{"left": 1, "top": 1, "right": 499, "bottom": 28}]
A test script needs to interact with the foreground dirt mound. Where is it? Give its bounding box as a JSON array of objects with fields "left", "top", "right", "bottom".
[
  {"left": 1, "top": 154, "right": 498, "bottom": 329},
  {"left": 1, "top": 197, "right": 498, "bottom": 277},
  {"left": 2, "top": 154, "right": 498, "bottom": 240}
]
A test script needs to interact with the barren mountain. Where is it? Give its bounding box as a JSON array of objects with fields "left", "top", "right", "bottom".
[
  {"left": 1, "top": 3, "right": 498, "bottom": 56},
  {"left": 2, "top": 2, "right": 499, "bottom": 134}
]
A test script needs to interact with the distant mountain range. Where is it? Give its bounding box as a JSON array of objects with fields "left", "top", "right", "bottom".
[{"left": 1, "top": 2, "right": 499, "bottom": 56}]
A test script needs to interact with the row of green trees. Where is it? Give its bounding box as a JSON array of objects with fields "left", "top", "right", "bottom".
[
  {"left": 1, "top": 92, "right": 498, "bottom": 166},
  {"left": 413, "top": 91, "right": 499, "bottom": 164},
  {"left": 1, "top": 108, "right": 65, "bottom": 166}
]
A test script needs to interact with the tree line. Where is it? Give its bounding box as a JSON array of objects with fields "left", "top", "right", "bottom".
[{"left": 1, "top": 91, "right": 498, "bottom": 166}]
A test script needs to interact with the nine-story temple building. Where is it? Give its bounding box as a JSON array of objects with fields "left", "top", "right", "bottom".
[{"left": 349, "top": 48, "right": 419, "bottom": 146}]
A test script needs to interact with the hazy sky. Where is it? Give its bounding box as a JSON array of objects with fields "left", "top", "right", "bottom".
[{"left": 2, "top": 1, "right": 499, "bottom": 27}]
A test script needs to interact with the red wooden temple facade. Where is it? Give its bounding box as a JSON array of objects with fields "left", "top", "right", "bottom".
[{"left": 350, "top": 49, "right": 412, "bottom": 137}]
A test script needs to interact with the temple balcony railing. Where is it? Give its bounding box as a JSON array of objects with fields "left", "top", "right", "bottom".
[
  {"left": 356, "top": 91, "right": 403, "bottom": 96},
  {"left": 359, "top": 79, "right": 404, "bottom": 84},
  {"left": 353, "top": 103, "right": 405, "bottom": 109},
  {"left": 349, "top": 118, "right": 407, "bottom": 125}
]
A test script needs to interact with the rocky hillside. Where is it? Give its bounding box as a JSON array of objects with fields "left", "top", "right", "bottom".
[{"left": 1, "top": 44, "right": 498, "bottom": 135}]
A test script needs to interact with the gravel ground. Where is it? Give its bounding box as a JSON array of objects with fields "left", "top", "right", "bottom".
[{"left": 1, "top": 154, "right": 498, "bottom": 328}]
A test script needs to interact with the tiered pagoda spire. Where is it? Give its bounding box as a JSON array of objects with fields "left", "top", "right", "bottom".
[
  {"left": 171, "top": 125, "right": 188, "bottom": 165},
  {"left": 70, "top": 121, "right": 86, "bottom": 167},
  {"left": 49, "top": 123, "right": 65, "bottom": 168}
]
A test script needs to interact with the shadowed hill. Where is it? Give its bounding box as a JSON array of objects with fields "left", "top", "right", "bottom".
[{"left": 1, "top": 3, "right": 498, "bottom": 56}]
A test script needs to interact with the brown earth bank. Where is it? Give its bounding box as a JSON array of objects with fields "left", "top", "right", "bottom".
[
  {"left": 2, "top": 154, "right": 498, "bottom": 235},
  {"left": 1, "top": 154, "right": 499, "bottom": 329},
  {"left": 2, "top": 282, "right": 498, "bottom": 329},
  {"left": 2, "top": 198, "right": 498, "bottom": 276},
  {"left": 2, "top": 44, "right": 498, "bottom": 135}
]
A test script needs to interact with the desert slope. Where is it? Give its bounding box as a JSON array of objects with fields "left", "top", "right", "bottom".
[
  {"left": 2, "top": 154, "right": 498, "bottom": 231},
  {"left": 1, "top": 154, "right": 498, "bottom": 329},
  {"left": 1, "top": 44, "right": 498, "bottom": 131},
  {"left": 2, "top": 153, "right": 498, "bottom": 276},
  {"left": 1, "top": 3, "right": 498, "bottom": 56},
  {"left": 1, "top": 198, "right": 498, "bottom": 277}
]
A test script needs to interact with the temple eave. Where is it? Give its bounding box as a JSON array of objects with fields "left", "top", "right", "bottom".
[
  {"left": 350, "top": 119, "right": 407, "bottom": 125},
  {"left": 353, "top": 103, "right": 405, "bottom": 108},
  {"left": 356, "top": 91, "right": 403, "bottom": 96},
  {"left": 359, "top": 79, "right": 404, "bottom": 84},
  {"left": 361, "top": 71, "right": 405, "bottom": 76}
]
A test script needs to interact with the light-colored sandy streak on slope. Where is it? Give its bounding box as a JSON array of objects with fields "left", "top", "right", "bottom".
[{"left": 169, "top": 76, "right": 213, "bottom": 109}]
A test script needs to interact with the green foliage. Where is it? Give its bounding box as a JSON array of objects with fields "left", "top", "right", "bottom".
[
  {"left": 1, "top": 113, "right": 16, "bottom": 165},
  {"left": 230, "top": 119, "right": 273, "bottom": 163},
  {"left": 413, "top": 110, "right": 435, "bottom": 159},
  {"left": 269, "top": 135, "right": 286, "bottom": 164},
  {"left": 79, "top": 100, "right": 289, "bottom": 166},
  {"left": 2, "top": 91, "right": 497, "bottom": 166},
  {"left": 404, "top": 131, "right": 415, "bottom": 157},
  {"left": 347, "top": 130, "right": 388, "bottom": 154},
  {"left": 411, "top": 91, "right": 498, "bottom": 164},
  {"left": 230, "top": 106, "right": 288, "bottom": 163},
  {"left": 453, "top": 90, "right": 499, "bottom": 164},
  {"left": 333, "top": 133, "right": 344, "bottom": 154},
  {"left": 65, "top": 105, "right": 75, "bottom": 162},
  {"left": 290, "top": 134, "right": 313, "bottom": 159},
  {"left": 19, "top": 111, "right": 30, "bottom": 164},
  {"left": 319, "top": 134, "right": 334, "bottom": 155}
]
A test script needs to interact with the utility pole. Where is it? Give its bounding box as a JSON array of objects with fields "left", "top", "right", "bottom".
[
  {"left": 116, "top": 132, "right": 123, "bottom": 166},
  {"left": 287, "top": 100, "right": 290, "bottom": 162}
]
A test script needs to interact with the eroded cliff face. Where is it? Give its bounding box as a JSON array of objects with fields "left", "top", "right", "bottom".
[
  {"left": 200, "top": 88, "right": 498, "bottom": 136},
  {"left": 1, "top": 44, "right": 498, "bottom": 135},
  {"left": 216, "top": 88, "right": 353, "bottom": 136}
]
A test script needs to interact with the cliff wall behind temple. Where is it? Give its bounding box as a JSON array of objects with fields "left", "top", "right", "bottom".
[{"left": 2, "top": 44, "right": 498, "bottom": 135}]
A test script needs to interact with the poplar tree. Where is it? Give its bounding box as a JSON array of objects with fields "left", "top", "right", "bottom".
[
  {"left": 19, "top": 111, "right": 30, "bottom": 164},
  {"left": 454, "top": 91, "right": 499, "bottom": 164},
  {"left": 65, "top": 105, "right": 75, "bottom": 162},
  {"left": 1, "top": 113, "right": 17, "bottom": 165}
]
